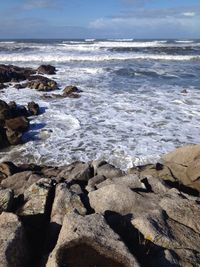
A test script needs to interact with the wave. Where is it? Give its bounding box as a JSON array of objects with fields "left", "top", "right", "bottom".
[
  {"left": 0, "top": 53, "right": 199, "bottom": 63},
  {"left": 175, "top": 40, "right": 194, "bottom": 43}
]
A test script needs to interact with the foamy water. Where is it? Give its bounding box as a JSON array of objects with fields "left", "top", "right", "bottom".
[{"left": 0, "top": 39, "right": 200, "bottom": 169}]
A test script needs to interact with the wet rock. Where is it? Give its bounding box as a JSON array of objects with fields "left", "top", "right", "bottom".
[
  {"left": 162, "top": 144, "right": 200, "bottom": 191},
  {"left": 86, "top": 175, "right": 107, "bottom": 192},
  {"left": 0, "top": 126, "right": 9, "bottom": 148},
  {"left": 0, "top": 83, "right": 7, "bottom": 90},
  {"left": 63, "top": 85, "right": 82, "bottom": 97},
  {"left": 0, "top": 212, "right": 29, "bottom": 267},
  {"left": 27, "top": 75, "right": 58, "bottom": 91},
  {"left": 37, "top": 65, "right": 56, "bottom": 75},
  {"left": 6, "top": 128, "right": 22, "bottom": 145},
  {"left": 0, "top": 99, "right": 10, "bottom": 120},
  {"left": 27, "top": 101, "right": 40, "bottom": 115},
  {"left": 0, "top": 161, "right": 19, "bottom": 178},
  {"left": 5, "top": 116, "right": 29, "bottom": 132},
  {"left": 0, "top": 64, "right": 34, "bottom": 83},
  {"left": 46, "top": 213, "right": 139, "bottom": 267},
  {"left": 58, "top": 161, "right": 93, "bottom": 182},
  {"left": 8, "top": 102, "right": 29, "bottom": 118},
  {"left": 1, "top": 171, "right": 41, "bottom": 196},
  {"left": 14, "top": 83, "right": 26, "bottom": 89},
  {"left": 0, "top": 187, "right": 14, "bottom": 211}
]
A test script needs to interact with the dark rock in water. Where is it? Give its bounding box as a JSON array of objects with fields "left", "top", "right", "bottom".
[
  {"left": 0, "top": 83, "right": 7, "bottom": 90},
  {"left": 6, "top": 128, "right": 22, "bottom": 145},
  {"left": 0, "top": 126, "right": 9, "bottom": 148},
  {"left": 5, "top": 116, "right": 29, "bottom": 132},
  {"left": 181, "top": 89, "right": 188, "bottom": 94},
  {"left": 37, "top": 64, "right": 56, "bottom": 75},
  {"left": 0, "top": 100, "right": 10, "bottom": 120},
  {"left": 14, "top": 83, "right": 26, "bottom": 89},
  {"left": 26, "top": 75, "right": 58, "bottom": 91},
  {"left": 8, "top": 102, "right": 29, "bottom": 118},
  {"left": 0, "top": 64, "right": 34, "bottom": 83},
  {"left": 27, "top": 101, "right": 39, "bottom": 115},
  {"left": 63, "top": 85, "right": 82, "bottom": 95}
]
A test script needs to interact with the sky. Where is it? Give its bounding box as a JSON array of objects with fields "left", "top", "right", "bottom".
[{"left": 0, "top": 0, "right": 200, "bottom": 39}]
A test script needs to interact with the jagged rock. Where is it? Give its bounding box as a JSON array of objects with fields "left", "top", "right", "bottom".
[
  {"left": 70, "top": 183, "right": 83, "bottom": 195},
  {"left": 50, "top": 183, "right": 86, "bottom": 226},
  {"left": 27, "top": 75, "right": 58, "bottom": 91},
  {"left": 89, "top": 184, "right": 158, "bottom": 215},
  {"left": 63, "top": 85, "right": 82, "bottom": 96},
  {"left": 159, "top": 194, "right": 200, "bottom": 233},
  {"left": 93, "top": 161, "right": 125, "bottom": 179},
  {"left": 37, "top": 65, "right": 56, "bottom": 75},
  {"left": 27, "top": 101, "right": 39, "bottom": 115},
  {"left": 58, "top": 161, "right": 93, "bottom": 182},
  {"left": 0, "top": 161, "right": 19, "bottom": 178},
  {"left": 0, "top": 187, "right": 13, "bottom": 211},
  {"left": 0, "top": 64, "right": 34, "bottom": 83},
  {"left": 6, "top": 128, "right": 22, "bottom": 145},
  {"left": 162, "top": 144, "right": 200, "bottom": 191},
  {"left": 1, "top": 171, "right": 41, "bottom": 196},
  {"left": 86, "top": 175, "right": 107, "bottom": 192},
  {"left": 0, "top": 126, "right": 9, "bottom": 148},
  {"left": 5, "top": 116, "right": 29, "bottom": 132},
  {"left": 46, "top": 213, "right": 140, "bottom": 267},
  {"left": 95, "top": 174, "right": 143, "bottom": 191},
  {"left": 0, "top": 212, "right": 29, "bottom": 267}
]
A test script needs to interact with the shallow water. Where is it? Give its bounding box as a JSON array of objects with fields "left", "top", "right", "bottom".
[{"left": 0, "top": 39, "right": 200, "bottom": 169}]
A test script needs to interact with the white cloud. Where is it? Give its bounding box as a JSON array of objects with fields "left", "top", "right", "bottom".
[{"left": 182, "top": 12, "right": 196, "bottom": 17}]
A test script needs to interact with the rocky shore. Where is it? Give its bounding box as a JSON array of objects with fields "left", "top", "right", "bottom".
[{"left": 0, "top": 144, "right": 199, "bottom": 267}]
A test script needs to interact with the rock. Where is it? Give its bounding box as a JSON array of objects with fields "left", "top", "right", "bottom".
[
  {"left": 95, "top": 162, "right": 125, "bottom": 179},
  {"left": 0, "top": 64, "right": 34, "bottom": 83},
  {"left": 159, "top": 194, "right": 200, "bottom": 234},
  {"left": 5, "top": 116, "right": 29, "bottom": 132},
  {"left": 14, "top": 83, "right": 26, "bottom": 89},
  {"left": 8, "top": 102, "right": 29, "bottom": 118},
  {"left": 89, "top": 184, "right": 157, "bottom": 215},
  {"left": 17, "top": 178, "right": 54, "bottom": 219},
  {"left": 86, "top": 175, "right": 107, "bottom": 192},
  {"left": 70, "top": 183, "right": 83, "bottom": 195},
  {"left": 1, "top": 171, "right": 41, "bottom": 196},
  {"left": 50, "top": 183, "right": 87, "bottom": 226},
  {"left": 58, "top": 161, "right": 93, "bottom": 182},
  {"left": 162, "top": 145, "right": 200, "bottom": 191},
  {"left": 6, "top": 128, "right": 22, "bottom": 145},
  {"left": 0, "top": 161, "right": 19, "bottom": 178},
  {"left": 37, "top": 65, "right": 56, "bottom": 75},
  {"left": 27, "top": 75, "right": 58, "bottom": 91},
  {"left": 0, "top": 187, "right": 14, "bottom": 211},
  {"left": 0, "top": 126, "right": 9, "bottom": 148},
  {"left": 62, "top": 85, "right": 82, "bottom": 96},
  {"left": 0, "top": 212, "right": 29, "bottom": 267},
  {"left": 27, "top": 101, "right": 40, "bottom": 115},
  {"left": 0, "top": 99, "right": 10, "bottom": 120},
  {"left": 0, "top": 83, "right": 7, "bottom": 90},
  {"left": 46, "top": 213, "right": 139, "bottom": 267}
]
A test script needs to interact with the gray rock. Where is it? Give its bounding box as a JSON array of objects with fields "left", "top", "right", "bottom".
[
  {"left": 1, "top": 171, "right": 41, "bottom": 196},
  {"left": 86, "top": 174, "right": 107, "bottom": 192},
  {"left": 46, "top": 213, "right": 140, "bottom": 267},
  {"left": 0, "top": 187, "right": 13, "bottom": 211},
  {"left": 96, "top": 162, "right": 125, "bottom": 178},
  {"left": 0, "top": 212, "right": 29, "bottom": 267}
]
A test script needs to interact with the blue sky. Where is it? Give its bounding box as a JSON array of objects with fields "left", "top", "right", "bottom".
[{"left": 0, "top": 0, "right": 200, "bottom": 38}]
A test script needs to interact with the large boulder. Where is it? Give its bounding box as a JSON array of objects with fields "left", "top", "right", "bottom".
[
  {"left": 0, "top": 161, "right": 19, "bottom": 179},
  {"left": 62, "top": 85, "right": 82, "bottom": 98},
  {"left": 0, "top": 64, "right": 34, "bottom": 83},
  {"left": 27, "top": 75, "right": 58, "bottom": 91},
  {"left": 46, "top": 213, "right": 140, "bottom": 267},
  {"left": 5, "top": 116, "right": 29, "bottom": 132},
  {"left": 162, "top": 145, "right": 200, "bottom": 191},
  {"left": 0, "top": 212, "right": 29, "bottom": 267},
  {"left": 6, "top": 128, "right": 22, "bottom": 145},
  {"left": 37, "top": 65, "right": 56, "bottom": 75},
  {"left": 1, "top": 171, "right": 41, "bottom": 196}
]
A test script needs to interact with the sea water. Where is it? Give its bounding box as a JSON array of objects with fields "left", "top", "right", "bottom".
[{"left": 0, "top": 39, "right": 199, "bottom": 169}]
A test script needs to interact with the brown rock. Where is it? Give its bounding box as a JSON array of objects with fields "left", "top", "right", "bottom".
[
  {"left": 0, "top": 212, "right": 29, "bottom": 267},
  {"left": 46, "top": 213, "right": 139, "bottom": 267},
  {"left": 63, "top": 85, "right": 82, "bottom": 96},
  {"left": 27, "top": 101, "right": 40, "bottom": 115},
  {"left": 0, "top": 161, "right": 19, "bottom": 178},
  {"left": 37, "top": 65, "right": 56, "bottom": 75},
  {"left": 0, "top": 187, "right": 14, "bottom": 211},
  {"left": 5, "top": 116, "right": 29, "bottom": 132},
  {"left": 6, "top": 128, "right": 22, "bottom": 145},
  {"left": 27, "top": 75, "right": 58, "bottom": 91}
]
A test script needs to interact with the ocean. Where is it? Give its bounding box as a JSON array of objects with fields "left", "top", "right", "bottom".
[{"left": 0, "top": 39, "right": 200, "bottom": 169}]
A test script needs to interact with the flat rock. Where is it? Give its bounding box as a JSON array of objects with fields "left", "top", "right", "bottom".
[
  {"left": 46, "top": 213, "right": 140, "bottom": 267},
  {"left": 0, "top": 212, "right": 29, "bottom": 267}
]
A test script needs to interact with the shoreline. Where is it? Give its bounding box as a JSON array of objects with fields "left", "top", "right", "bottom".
[{"left": 0, "top": 144, "right": 200, "bottom": 267}]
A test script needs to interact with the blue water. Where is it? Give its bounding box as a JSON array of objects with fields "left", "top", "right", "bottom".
[{"left": 0, "top": 39, "right": 199, "bottom": 169}]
